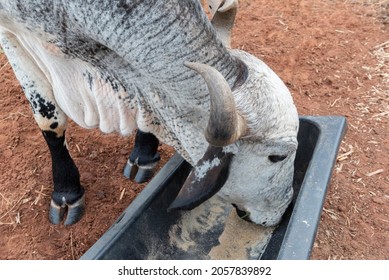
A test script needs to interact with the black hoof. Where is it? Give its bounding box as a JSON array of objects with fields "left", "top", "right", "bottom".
[
  {"left": 123, "top": 160, "right": 139, "bottom": 180},
  {"left": 49, "top": 194, "right": 85, "bottom": 225},
  {"left": 49, "top": 200, "right": 66, "bottom": 225},
  {"left": 134, "top": 167, "right": 155, "bottom": 183},
  {"left": 123, "top": 160, "right": 158, "bottom": 183},
  {"left": 64, "top": 195, "right": 85, "bottom": 225}
]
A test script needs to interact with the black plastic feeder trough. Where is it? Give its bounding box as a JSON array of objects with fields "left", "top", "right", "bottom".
[{"left": 81, "top": 116, "right": 347, "bottom": 260}]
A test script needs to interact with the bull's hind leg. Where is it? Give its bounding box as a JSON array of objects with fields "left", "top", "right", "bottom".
[
  {"left": 1, "top": 33, "right": 84, "bottom": 225},
  {"left": 124, "top": 130, "right": 160, "bottom": 183}
]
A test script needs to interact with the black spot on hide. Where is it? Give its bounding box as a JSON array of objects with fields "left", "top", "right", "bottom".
[
  {"left": 83, "top": 71, "right": 94, "bottom": 91},
  {"left": 50, "top": 122, "right": 59, "bottom": 129},
  {"left": 30, "top": 92, "right": 56, "bottom": 119},
  {"left": 102, "top": 74, "right": 120, "bottom": 92}
]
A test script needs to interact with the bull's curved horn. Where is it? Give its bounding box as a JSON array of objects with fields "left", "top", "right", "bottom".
[{"left": 184, "top": 61, "right": 246, "bottom": 146}]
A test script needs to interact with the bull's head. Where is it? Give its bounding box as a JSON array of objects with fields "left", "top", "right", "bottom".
[
  {"left": 168, "top": 60, "right": 298, "bottom": 226},
  {"left": 168, "top": 0, "right": 299, "bottom": 226}
]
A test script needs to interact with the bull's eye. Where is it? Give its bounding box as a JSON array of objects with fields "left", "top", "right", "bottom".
[{"left": 268, "top": 155, "right": 287, "bottom": 163}]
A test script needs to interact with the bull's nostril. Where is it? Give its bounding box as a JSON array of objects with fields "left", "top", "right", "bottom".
[{"left": 232, "top": 204, "right": 251, "bottom": 222}]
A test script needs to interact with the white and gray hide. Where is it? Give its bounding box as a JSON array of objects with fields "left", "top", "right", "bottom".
[{"left": 0, "top": 0, "right": 299, "bottom": 226}]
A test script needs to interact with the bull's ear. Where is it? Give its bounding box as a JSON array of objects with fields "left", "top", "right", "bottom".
[
  {"left": 168, "top": 146, "right": 233, "bottom": 211},
  {"left": 211, "top": 0, "right": 238, "bottom": 48}
]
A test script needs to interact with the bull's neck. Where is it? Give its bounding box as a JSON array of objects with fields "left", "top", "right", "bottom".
[{"left": 72, "top": 0, "right": 245, "bottom": 89}]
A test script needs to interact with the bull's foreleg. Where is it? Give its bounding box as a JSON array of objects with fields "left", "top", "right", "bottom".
[
  {"left": 123, "top": 130, "right": 160, "bottom": 183},
  {"left": 44, "top": 130, "right": 85, "bottom": 225},
  {"left": 1, "top": 33, "right": 84, "bottom": 225}
]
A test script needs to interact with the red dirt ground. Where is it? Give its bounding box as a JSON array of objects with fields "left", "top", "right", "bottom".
[{"left": 1, "top": 0, "right": 388, "bottom": 259}]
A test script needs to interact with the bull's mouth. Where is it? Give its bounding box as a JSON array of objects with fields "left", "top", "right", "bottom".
[{"left": 232, "top": 204, "right": 252, "bottom": 223}]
